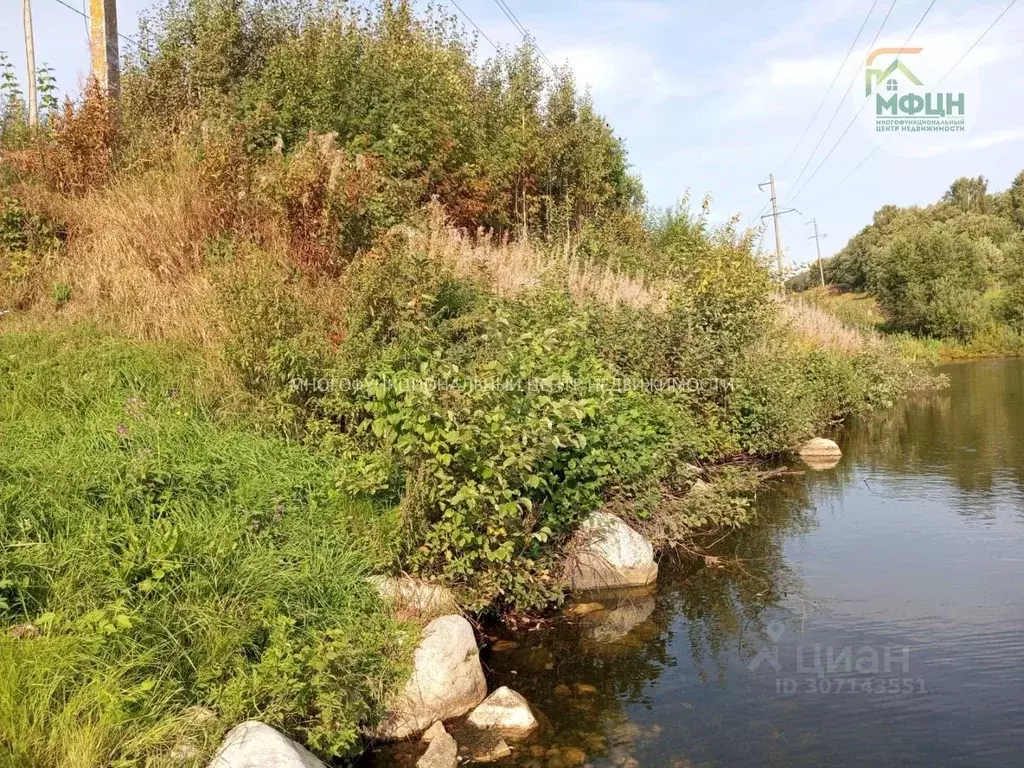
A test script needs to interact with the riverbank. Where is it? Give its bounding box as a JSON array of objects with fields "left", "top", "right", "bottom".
[
  {"left": 459, "top": 358, "right": 1024, "bottom": 768},
  {"left": 1, "top": 0, "right": 940, "bottom": 759},
  {"left": 0, "top": 301, "right": 930, "bottom": 766},
  {"left": 2, "top": 169, "right": 940, "bottom": 766},
  {"left": 794, "top": 288, "right": 1024, "bottom": 361}
]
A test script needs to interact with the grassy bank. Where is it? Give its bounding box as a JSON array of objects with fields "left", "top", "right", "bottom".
[
  {"left": 0, "top": 1, "right": 938, "bottom": 764},
  {"left": 0, "top": 328, "right": 409, "bottom": 767},
  {"left": 797, "top": 288, "right": 1024, "bottom": 361}
]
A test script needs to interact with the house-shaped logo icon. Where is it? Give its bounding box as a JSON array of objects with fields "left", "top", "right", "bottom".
[{"left": 865, "top": 47, "right": 923, "bottom": 96}]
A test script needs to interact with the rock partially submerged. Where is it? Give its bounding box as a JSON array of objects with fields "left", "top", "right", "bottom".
[
  {"left": 467, "top": 686, "right": 539, "bottom": 740},
  {"left": 421, "top": 721, "right": 447, "bottom": 744},
  {"left": 207, "top": 721, "right": 324, "bottom": 768},
  {"left": 369, "top": 575, "right": 459, "bottom": 621},
  {"left": 374, "top": 615, "right": 487, "bottom": 740},
  {"left": 564, "top": 512, "right": 658, "bottom": 591},
  {"left": 416, "top": 722, "right": 458, "bottom": 768},
  {"left": 798, "top": 437, "right": 842, "bottom": 463}
]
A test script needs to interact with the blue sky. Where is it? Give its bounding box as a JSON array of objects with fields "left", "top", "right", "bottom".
[{"left": 2, "top": 0, "right": 1022, "bottom": 270}]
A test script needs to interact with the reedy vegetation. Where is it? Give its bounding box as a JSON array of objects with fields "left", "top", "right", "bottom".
[{"left": 1, "top": 1, "right": 930, "bottom": 765}]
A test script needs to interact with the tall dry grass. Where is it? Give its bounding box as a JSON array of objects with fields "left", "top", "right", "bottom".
[
  {"left": 780, "top": 295, "right": 878, "bottom": 352},
  {"left": 9, "top": 148, "right": 227, "bottom": 344},
  {"left": 399, "top": 209, "right": 670, "bottom": 312}
]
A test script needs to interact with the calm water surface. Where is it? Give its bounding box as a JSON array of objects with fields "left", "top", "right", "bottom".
[{"left": 476, "top": 359, "right": 1024, "bottom": 767}]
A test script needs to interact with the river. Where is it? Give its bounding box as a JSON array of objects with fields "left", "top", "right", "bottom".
[{"left": 471, "top": 358, "right": 1024, "bottom": 767}]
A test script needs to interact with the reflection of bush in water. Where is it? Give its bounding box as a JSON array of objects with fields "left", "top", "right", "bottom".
[
  {"left": 481, "top": 480, "right": 819, "bottom": 763},
  {"left": 657, "top": 483, "right": 818, "bottom": 684}
]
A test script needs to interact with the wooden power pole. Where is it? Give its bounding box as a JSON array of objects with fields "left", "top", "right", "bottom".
[
  {"left": 807, "top": 218, "right": 828, "bottom": 288},
  {"left": 89, "top": 0, "right": 120, "bottom": 98},
  {"left": 22, "top": 0, "right": 37, "bottom": 127}
]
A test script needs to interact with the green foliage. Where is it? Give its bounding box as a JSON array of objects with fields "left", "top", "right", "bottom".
[
  {"left": 0, "top": 328, "right": 407, "bottom": 765},
  {"left": 1, "top": 196, "right": 63, "bottom": 307},
  {"left": 798, "top": 170, "right": 1024, "bottom": 346},
  {"left": 870, "top": 227, "right": 988, "bottom": 339},
  {"left": 122, "top": 0, "right": 640, "bottom": 241},
  {"left": 942, "top": 175, "right": 989, "bottom": 213},
  {"left": 0, "top": 51, "right": 28, "bottom": 148}
]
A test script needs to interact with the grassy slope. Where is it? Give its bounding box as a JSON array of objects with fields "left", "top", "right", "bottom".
[{"left": 0, "top": 327, "right": 408, "bottom": 768}]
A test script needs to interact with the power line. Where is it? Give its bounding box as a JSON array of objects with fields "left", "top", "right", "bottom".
[
  {"left": 50, "top": 0, "right": 139, "bottom": 46},
  {"left": 812, "top": 0, "right": 1019, "bottom": 207},
  {"left": 777, "top": 0, "right": 881, "bottom": 178},
  {"left": 492, "top": 0, "right": 558, "bottom": 71},
  {"left": 784, "top": 0, "right": 901, "bottom": 199},
  {"left": 80, "top": 0, "right": 89, "bottom": 44},
  {"left": 812, "top": 145, "right": 880, "bottom": 206},
  {"left": 938, "top": 0, "right": 1018, "bottom": 83},
  {"left": 447, "top": 0, "right": 500, "bottom": 52},
  {"left": 782, "top": 0, "right": 897, "bottom": 201},
  {"left": 788, "top": 0, "right": 938, "bottom": 205}
]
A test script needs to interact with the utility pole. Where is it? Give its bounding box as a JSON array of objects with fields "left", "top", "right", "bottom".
[
  {"left": 89, "top": 0, "right": 120, "bottom": 98},
  {"left": 759, "top": 174, "right": 798, "bottom": 286},
  {"left": 768, "top": 173, "right": 783, "bottom": 278},
  {"left": 22, "top": 0, "right": 37, "bottom": 127},
  {"left": 807, "top": 218, "right": 828, "bottom": 288}
]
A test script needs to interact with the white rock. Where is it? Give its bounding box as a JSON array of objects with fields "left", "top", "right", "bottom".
[
  {"left": 467, "top": 686, "right": 539, "bottom": 740},
  {"left": 564, "top": 512, "right": 658, "bottom": 591},
  {"left": 690, "top": 479, "right": 713, "bottom": 496},
  {"left": 798, "top": 437, "right": 842, "bottom": 460},
  {"left": 369, "top": 576, "right": 459, "bottom": 622},
  {"left": 207, "top": 721, "right": 325, "bottom": 768},
  {"left": 374, "top": 615, "right": 487, "bottom": 740},
  {"left": 416, "top": 724, "right": 458, "bottom": 768}
]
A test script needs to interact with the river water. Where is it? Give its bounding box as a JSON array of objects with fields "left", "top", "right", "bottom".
[{"left": 476, "top": 358, "right": 1024, "bottom": 767}]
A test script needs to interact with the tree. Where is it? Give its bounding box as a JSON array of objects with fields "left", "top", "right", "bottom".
[
  {"left": 942, "top": 175, "right": 989, "bottom": 213},
  {"left": 1007, "top": 170, "right": 1024, "bottom": 229}
]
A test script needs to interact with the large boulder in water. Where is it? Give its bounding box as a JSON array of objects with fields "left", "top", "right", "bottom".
[
  {"left": 798, "top": 437, "right": 842, "bottom": 468},
  {"left": 207, "top": 721, "right": 325, "bottom": 768},
  {"left": 564, "top": 512, "right": 658, "bottom": 591},
  {"left": 374, "top": 615, "right": 487, "bottom": 740},
  {"left": 467, "top": 686, "right": 539, "bottom": 740}
]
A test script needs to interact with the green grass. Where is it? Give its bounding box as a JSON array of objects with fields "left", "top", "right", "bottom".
[{"left": 0, "top": 326, "right": 409, "bottom": 768}]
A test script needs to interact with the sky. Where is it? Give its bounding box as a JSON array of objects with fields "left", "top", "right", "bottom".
[{"left": 2, "top": 0, "right": 1022, "bottom": 271}]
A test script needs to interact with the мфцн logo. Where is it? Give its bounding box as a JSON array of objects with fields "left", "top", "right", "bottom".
[{"left": 865, "top": 47, "right": 966, "bottom": 135}]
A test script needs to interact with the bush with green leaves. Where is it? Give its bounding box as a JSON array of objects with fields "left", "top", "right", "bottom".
[{"left": 123, "top": 0, "right": 641, "bottom": 242}]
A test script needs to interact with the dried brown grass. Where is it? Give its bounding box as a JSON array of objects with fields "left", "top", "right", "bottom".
[
  {"left": 22, "top": 148, "right": 227, "bottom": 344},
  {"left": 399, "top": 208, "right": 670, "bottom": 312},
  {"left": 780, "top": 295, "right": 878, "bottom": 352}
]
